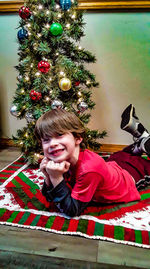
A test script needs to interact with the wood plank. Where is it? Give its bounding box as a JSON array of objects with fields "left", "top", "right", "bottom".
[
  {"left": 0, "top": 250, "right": 108, "bottom": 269},
  {"left": 98, "top": 241, "right": 150, "bottom": 269},
  {"left": 99, "top": 143, "right": 125, "bottom": 153},
  {"left": 1, "top": 1, "right": 150, "bottom": 12},
  {"left": 0, "top": 225, "right": 98, "bottom": 262},
  {"left": 0, "top": 225, "right": 145, "bottom": 269},
  {"left": 0, "top": 148, "right": 21, "bottom": 170}
]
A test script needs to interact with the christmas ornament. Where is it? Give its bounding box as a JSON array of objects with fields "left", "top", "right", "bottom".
[
  {"left": 17, "top": 75, "right": 23, "bottom": 81},
  {"left": 77, "top": 101, "right": 88, "bottom": 112},
  {"left": 30, "top": 90, "right": 42, "bottom": 101},
  {"left": 10, "top": 105, "right": 20, "bottom": 117},
  {"left": 25, "top": 112, "right": 34, "bottom": 123},
  {"left": 59, "top": 0, "right": 72, "bottom": 10},
  {"left": 59, "top": 78, "right": 72, "bottom": 91},
  {"left": 51, "top": 100, "right": 63, "bottom": 109},
  {"left": 19, "top": 6, "right": 31, "bottom": 20},
  {"left": 50, "top": 23, "right": 63, "bottom": 36},
  {"left": 17, "top": 28, "right": 28, "bottom": 42},
  {"left": 75, "top": 81, "right": 80, "bottom": 86},
  {"left": 38, "top": 61, "right": 50, "bottom": 73}
]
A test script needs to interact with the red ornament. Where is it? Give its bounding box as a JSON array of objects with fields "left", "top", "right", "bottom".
[
  {"left": 19, "top": 6, "right": 31, "bottom": 20},
  {"left": 30, "top": 90, "right": 42, "bottom": 101},
  {"left": 38, "top": 61, "right": 50, "bottom": 73},
  {"left": 75, "top": 81, "right": 80, "bottom": 86}
]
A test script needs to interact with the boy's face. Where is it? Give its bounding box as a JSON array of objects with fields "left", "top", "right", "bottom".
[{"left": 41, "top": 132, "right": 82, "bottom": 165}]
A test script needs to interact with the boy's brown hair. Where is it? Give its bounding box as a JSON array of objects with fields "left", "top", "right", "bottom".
[{"left": 35, "top": 109, "right": 86, "bottom": 147}]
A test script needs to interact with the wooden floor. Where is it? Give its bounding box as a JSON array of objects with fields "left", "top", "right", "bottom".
[{"left": 0, "top": 147, "right": 150, "bottom": 269}]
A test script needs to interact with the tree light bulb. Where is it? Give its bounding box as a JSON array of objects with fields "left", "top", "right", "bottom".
[
  {"left": 78, "top": 98, "right": 83, "bottom": 103},
  {"left": 33, "top": 43, "right": 38, "bottom": 50},
  {"left": 30, "top": 63, "right": 33, "bottom": 68},
  {"left": 46, "top": 10, "right": 50, "bottom": 15},
  {"left": 42, "top": 57, "right": 48, "bottom": 61},
  {"left": 60, "top": 71, "right": 65, "bottom": 76},
  {"left": 27, "top": 23, "right": 31, "bottom": 28},
  {"left": 21, "top": 89, "right": 25, "bottom": 94},
  {"left": 56, "top": 4, "right": 60, "bottom": 9},
  {"left": 78, "top": 46, "right": 82, "bottom": 50},
  {"left": 45, "top": 23, "right": 50, "bottom": 29},
  {"left": 35, "top": 72, "right": 40, "bottom": 76},
  {"left": 78, "top": 91, "right": 82, "bottom": 96},
  {"left": 20, "top": 141, "right": 23, "bottom": 145},
  {"left": 37, "top": 33, "right": 42, "bottom": 38},
  {"left": 86, "top": 80, "right": 90, "bottom": 85},
  {"left": 58, "top": 13, "right": 62, "bottom": 18},
  {"left": 34, "top": 153, "right": 40, "bottom": 159},
  {"left": 45, "top": 96, "right": 50, "bottom": 101},
  {"left": 66, "top": 23, "right": 70, "bottom": 29},
  {"left": 56, "top": 52, "right": 59, "bottom": 56},
  {"left": 25, "top": 76, "right": 29, "bottom": 81},
  {"left": 71, "top": 13, "right": 76, "bottom": 19},
  {"left": 24, "top": 132, "right": 28, "bottom": 138},
  {"left": 38, "top": 5, "right": 43, "bottom": 9},
  {"left": 49, "top": 77, "right": 52, "bottom": 81}
]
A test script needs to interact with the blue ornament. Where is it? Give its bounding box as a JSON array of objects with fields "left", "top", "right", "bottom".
[
  {"left": 59, "top": 0, "right": 72, "bottom": 10},
  {"left": 17, "top": 28, "right": 28, "bottom": 42}
]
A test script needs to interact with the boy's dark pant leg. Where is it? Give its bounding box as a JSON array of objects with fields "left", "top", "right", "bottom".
[{"left": 106, "top": 151, "right": 150, "bottom": 183}]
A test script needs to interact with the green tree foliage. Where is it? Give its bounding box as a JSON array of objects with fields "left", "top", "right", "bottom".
[{"left": 11, "top": 0, "right": 107, "bottom": 163}]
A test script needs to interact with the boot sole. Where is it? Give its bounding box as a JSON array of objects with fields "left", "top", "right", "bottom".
[
  {"left": 143, "top": 137, "right": 150, "bottom": 156},
  {"left": 121, "top": 104, "right": 134, "bottom": 130}
]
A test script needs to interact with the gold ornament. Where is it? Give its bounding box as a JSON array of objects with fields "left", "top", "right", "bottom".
[{"left": 59, "top": 78, "right": 72, "bottom": 91}]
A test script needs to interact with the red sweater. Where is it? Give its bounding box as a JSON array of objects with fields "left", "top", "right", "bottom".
[{"left": 71, "top": 149, "right": 140, "bottom": 203}]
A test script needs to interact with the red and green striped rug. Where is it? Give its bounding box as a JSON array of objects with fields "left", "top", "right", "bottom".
[{"left": 0, "top": 155, "right": 150, "bottom": 248}]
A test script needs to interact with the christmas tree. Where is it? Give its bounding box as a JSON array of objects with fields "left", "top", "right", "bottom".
[{"left": 11, "top": 0, "right": 107, "bottom": 163}]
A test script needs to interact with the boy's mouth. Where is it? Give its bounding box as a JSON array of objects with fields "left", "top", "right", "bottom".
[{"left": 49, "top": 148, "right": 65, "bottom": 157}]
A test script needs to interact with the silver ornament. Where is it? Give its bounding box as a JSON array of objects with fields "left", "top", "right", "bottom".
[
  {"left": 25, "top": 112, "right": 34, "bottom": 123},
  {"left": 17, "top": 75, "right": 23, "bottom": 81},
  {"left": 51, "top": 99, "right": 63, "bottom": 109},
  {"left": 10, "top": 105, "right": 20, "bottom": 117},
  {"left": 77, "top": 101, "right": 88, "bottom": 112}
]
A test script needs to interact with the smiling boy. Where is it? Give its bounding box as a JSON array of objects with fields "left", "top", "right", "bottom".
[
  {"left": 35, "top": 106, "right": 150, "bottom": 217},
  {"left": 41, "top": 131, "right": 81, "bottom": 188}
]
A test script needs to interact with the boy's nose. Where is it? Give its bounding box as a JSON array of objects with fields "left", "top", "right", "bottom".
[{"left": 49, "top": 137, "right": 58, "bottom": 147}]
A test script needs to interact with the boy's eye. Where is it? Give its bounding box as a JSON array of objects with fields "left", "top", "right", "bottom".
[
  {"left": 42, "top": 137, "right": 51, "bottom": 143},
  {"left": 57, "top": 133, "right": 63, "bottom": 137}
]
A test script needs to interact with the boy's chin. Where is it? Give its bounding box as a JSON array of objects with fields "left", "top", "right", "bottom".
[{"left": 46, "top": 156, "right": 66, "bottom": 163}]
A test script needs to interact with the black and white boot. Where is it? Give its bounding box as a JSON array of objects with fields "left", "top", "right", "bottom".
[
  {"left": 121, "top": 104, "right": 149, "bottom": 140},
  {"left": 121, "top": 104, "right": 150, "bottom": 156}
]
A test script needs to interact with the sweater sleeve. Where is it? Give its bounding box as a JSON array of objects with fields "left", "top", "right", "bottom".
[
  {"left": 42, "top": 180, "right": 88, "bottom": 217},
  {"left": 71, "top": 172, "right": 102, "bottom": 202}
]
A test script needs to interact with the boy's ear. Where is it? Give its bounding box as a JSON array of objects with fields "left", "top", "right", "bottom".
[{"left": 75, "top": 136, "right": 83, "bottom": 145}]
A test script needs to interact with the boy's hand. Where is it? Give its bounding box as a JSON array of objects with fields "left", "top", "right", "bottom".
[
  {"left": 46, "top": 160, "right": 70, "bottom": 187},
  {"left": 40, "top": 157, "right": 51, "bottom": 186}
]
